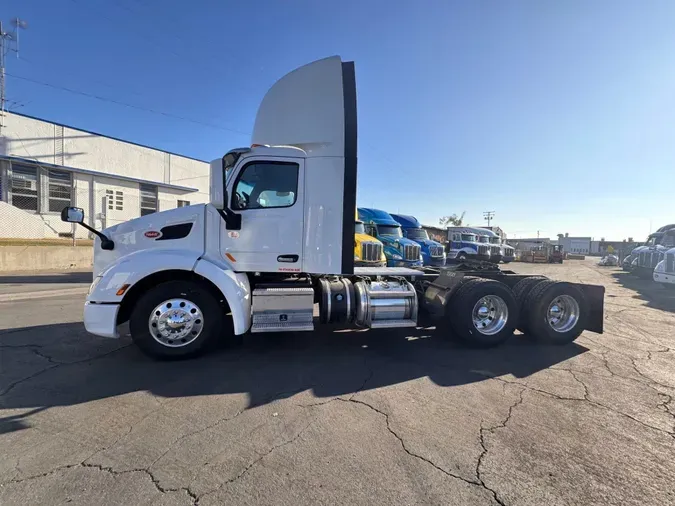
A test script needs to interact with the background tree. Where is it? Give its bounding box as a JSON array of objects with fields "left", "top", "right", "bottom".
[{"left": 438, "top": 211, "right": 465, "bottom": 227}]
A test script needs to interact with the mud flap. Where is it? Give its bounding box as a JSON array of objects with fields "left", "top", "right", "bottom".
[{"left": 575, "top": 283, "right": 605, "bottom": 334}]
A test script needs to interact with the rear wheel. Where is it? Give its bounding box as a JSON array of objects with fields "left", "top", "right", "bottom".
[
  {"left": 445, "top": 279, "right": 518, "bottom": 348},
  {"left": 130, "top": 280, "right": 232, "bottom": 359},
  {"left": 512, "top": 276, "right": 548, "bottom": 333},
  {"left": 523, "top": 281, "right": 587, "bottom": 345}
]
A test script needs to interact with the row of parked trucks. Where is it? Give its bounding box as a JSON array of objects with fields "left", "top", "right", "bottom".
[
  {"left": 59, "top": 56, "right": 605, "bottom": 360},
  {"left": 354, "top": 209, "right": 516, "bottom": 269},
  {"left": 622, "top": 224, "right": 675, "bottom": 289}
]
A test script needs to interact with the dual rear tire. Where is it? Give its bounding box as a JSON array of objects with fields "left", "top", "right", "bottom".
[{"left": 445, "top": 277, "right": 587, "bottom": 347}]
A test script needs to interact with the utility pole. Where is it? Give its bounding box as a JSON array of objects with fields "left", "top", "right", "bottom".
[
  {"left": 537, "top": 230, "right": 540, "bottom": 239},
  {"left": 0, "top": 17, "right": 28, "bottom": 135},
  {"left": 483, "top": 211, "right": 495, "bottom": 227}
]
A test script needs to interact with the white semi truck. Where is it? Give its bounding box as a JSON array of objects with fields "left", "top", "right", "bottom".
[{"left": 62, "top": 56, "right": 605, "bottom": 359}]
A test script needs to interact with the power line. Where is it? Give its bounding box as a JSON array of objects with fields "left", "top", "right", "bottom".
[
  {"left": 483, "top": 211, "right": 495, "bottom": 226},
  {"left": 6, "top": 73, "right": 250, "bottom": 136}
]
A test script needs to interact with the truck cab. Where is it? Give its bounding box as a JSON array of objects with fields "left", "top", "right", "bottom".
[
  {"left": 446, "top": 227, "right": 490, "bottom": 261},
  {"left": 654, "top": 246, "right": 675, "bottom": 289},
  {"left": 354, "top": 211, "right": 386, "bottom": 267},
  {"left": 473, "top": 228, "right": 502, "bottom": 263},
  {"left": 502, "top": 244, "right": 515, "bottom": 263},
  {"left": 632, "top": 225, "right": 675, "bottom": 278},
  {"left": 390, "top": 214, "right": 446, "bottom": 266},
  {"left": 358, "top": 208, "right": 423, "bottom": 268}
]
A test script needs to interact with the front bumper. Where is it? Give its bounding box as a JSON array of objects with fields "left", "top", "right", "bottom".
[
  {"left": 424, "top": 256, "right": 446, "bottom": 267},
  {"left": 387, "top": 259, "right": 423, "bottom": 268},
  {"left": 654, "top": 272, "right": 675, "bottom": 284},
  {"left": 355, "top": 260, "right": 387, "bottom": 268},
  {"left": 84, "top": 302, "right": 120, "bottom": 338},
  {"left": 490, "top": 255, "right": 503, "bottom": 264},
  {"left": 476, "top": 254, "right": 490, "bottom": 262}
]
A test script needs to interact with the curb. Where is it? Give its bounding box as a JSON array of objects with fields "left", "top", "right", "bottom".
[{"left": 0, "top": 287, "right": 89, "bottom": 303}]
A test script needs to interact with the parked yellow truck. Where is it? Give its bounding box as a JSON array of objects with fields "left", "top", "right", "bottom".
[{"left": 354, "top": 211, "right": 386, "bottom": 267}]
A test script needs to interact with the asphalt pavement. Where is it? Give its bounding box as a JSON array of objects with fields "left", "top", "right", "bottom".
[{"left": 0, "top": 260, "right": 674, "bottom": 505}]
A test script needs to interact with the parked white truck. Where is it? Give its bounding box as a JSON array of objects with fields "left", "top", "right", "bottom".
[
  {"left": 62, "top": 56, "right": 605, "bottom": 359},
  {"left": 653, "top": 247, "right": 675, "bottom": 289}
]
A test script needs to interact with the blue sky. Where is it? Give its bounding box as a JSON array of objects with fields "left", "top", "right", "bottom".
[{"left": 6, "top": 0, "right": 674, "bottom": 241}]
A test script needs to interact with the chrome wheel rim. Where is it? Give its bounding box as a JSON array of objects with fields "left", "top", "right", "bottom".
[
  {"left": 472, "top": 295, "right": 508, "bottom": 335},
  {"left": 546, "top": 295, "right": 579, "bottom": 333},
  {"left": 148, "top": 298, "right": 204, "bottom": 348}
]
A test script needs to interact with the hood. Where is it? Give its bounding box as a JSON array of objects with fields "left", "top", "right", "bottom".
[
  {"left": 379, "top": 235, "right": 418, "bottom": 248},
  {"left": 354, "top": 232, "right": 382, "bottom": 245},
  {"left": 416, "top": 238, "right": 444, "bottom": 248}
]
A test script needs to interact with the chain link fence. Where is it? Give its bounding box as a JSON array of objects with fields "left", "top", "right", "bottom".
[{"left": 1, "top": 187, "right": 194, "bottom": 245}]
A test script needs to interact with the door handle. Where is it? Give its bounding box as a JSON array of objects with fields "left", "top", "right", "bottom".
[{"left": 277, "top": 254, "right": 299, "bottom": 263}]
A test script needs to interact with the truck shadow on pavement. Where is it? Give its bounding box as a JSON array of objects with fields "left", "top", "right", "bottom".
[
  {"left": 611, "top": 271, "right": 675, "bottom": 313},
  {"left": 0, "top": 322, "right": 587, "bottom": 434}
]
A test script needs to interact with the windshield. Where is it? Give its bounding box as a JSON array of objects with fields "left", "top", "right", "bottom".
[
  {"left": 477, "top": 236, "right": 489, "bottom": 243},
  {"left": 461, "top": 234, "right": 477, "bottom": 242},
  {"left": 378, "top": 225, "right": 403, "bottom": 238},
  {"left": 354, "top": 222, "right": 366, "bottom": 234},
  {"left": 645, "top": 235, "right": 660, "bottom": 246},
  {"left": 406, "top": 228, "right": 429, "bottom": 240},
  {"left": 489, "top": 237, "right": 501, "bottom": 244}
]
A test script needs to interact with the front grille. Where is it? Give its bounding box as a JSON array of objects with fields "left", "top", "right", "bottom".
[
  {"left": 403, "top": 244, "right": 421, "bottom": 261},
  {"left": 429, "top": 245, "right": 444, "bottom": 258},
  {"left": 639, "top": 250, "right": 663, "bottom": 269},
  {"left": 361, "top": 242, "right": 383, "bottom": 262},
  {"left": 490, "top": 246, "right": 501, "bottom": 256},
  {"left": 667, "top": 252, "right": 675, "bottom": 273},
  {"left": 478, "top": 245, "right": 488, "bottom": 256}
]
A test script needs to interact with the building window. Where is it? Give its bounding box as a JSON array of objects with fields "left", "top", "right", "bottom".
[
  {"left": 106, "top": 189, "right": 124, "bottom": 211},
  {"left": 177, "top": 200, "right": 190, "bottom": 208},
  {"left": 140, "top": 183, "right": 158, "bottom": 216},
  {"left": 10, "top": 163, "right": 39, "bottom": 211},
  {"left": 47, "top": 169, "right": 72, "bottom": 212}
]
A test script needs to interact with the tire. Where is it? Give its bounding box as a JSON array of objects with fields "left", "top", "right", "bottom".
[
  {"left": 512, "top": 276, "right": 548, "bottom": 333},
  {"left": 457, "top": 252, "right": 467, "bottom": 260},
  {"left": 129, "top": 280, "right": 231, "bottom": 359},
  {"left": 523, "top": 281, "right": 587, "bottom": 345},
  {"left": 445, "top": 278, "right": 518, "bottom": 348}
]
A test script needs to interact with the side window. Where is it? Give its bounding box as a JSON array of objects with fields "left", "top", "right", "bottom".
[{"left": 232, "top": 162, "right": 298, "bottom": 210}]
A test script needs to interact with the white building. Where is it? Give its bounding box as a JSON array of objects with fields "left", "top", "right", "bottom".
[
  {"left": 0, "top": 112, "right": 209, "bottom": 239},
  {"left": 557, "top": 236, "right": 592, "bottom": 255}
]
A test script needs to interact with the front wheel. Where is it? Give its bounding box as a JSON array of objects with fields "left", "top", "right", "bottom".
[
  {"left": 129, "top": 280, "right": 231, "bottom": 359},
  {"left": 445, "top": 279, "right": 518, "bottom": 348}
]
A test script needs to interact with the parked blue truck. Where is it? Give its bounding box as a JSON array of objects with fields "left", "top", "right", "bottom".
[
  {"left": 390, "top": 214, "right": 446, "bottom": 266},
  {"left": 357, "top": 208, "right": 423, "bottom": 267}
]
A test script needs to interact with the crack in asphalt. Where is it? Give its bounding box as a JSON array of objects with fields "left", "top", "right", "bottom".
[
  {"left": 476, "top": 388, "right": 526, "bottom": 506},
  {"left": 194, "top": 421, "right": 314, "bottom": 505},
  {"left": 0, "top": 344, "right": 132, "bottom": 397},
  {"left": 336, "top": 396, "right": 503, "bottom": 505}
]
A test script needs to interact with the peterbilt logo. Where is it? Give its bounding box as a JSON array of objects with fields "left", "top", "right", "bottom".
[{"left": 144, "top": 231, "right": 162, "bottom": 239}]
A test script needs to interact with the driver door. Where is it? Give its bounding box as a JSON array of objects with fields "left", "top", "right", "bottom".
[{"left": 223, "top": 157, "right": 305, "bottom": 273}]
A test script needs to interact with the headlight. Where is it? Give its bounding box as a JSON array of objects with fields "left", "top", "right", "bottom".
[
  {"left": 392, "top": 254, "right": 402, "bottom": 260},
  {"left": 419, "top": 254, "right": 423, "bottom": 261}
]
